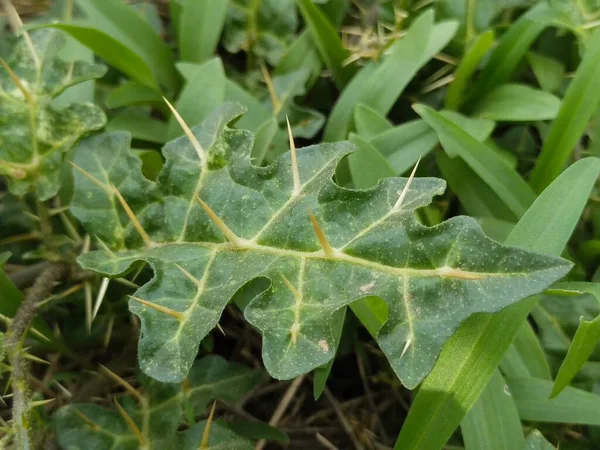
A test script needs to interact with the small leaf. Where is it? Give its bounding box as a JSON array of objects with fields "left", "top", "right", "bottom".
[
  {"left": 70, "top": 103, "right": 570, "bottom": 388},
  {"left": 527, "top": 52, "right": 565, "bottom": 93},
  {"left": 0, "top": 29, "right": 106, "bottom": 200},
  {"left": 157, "top": 420, "right": 253, "bottom": 449},
  {"left": 73, "top": 0, "right": 178, "bottom": 91},
  {"left": 224, "top": 0, "right": 297, "bottom": 66},
  {"left": 472, "top": 84, "right": 562, "bottom": 122},
  {"left": 354, "top": 103, "right": 393, "bottom": 139}
]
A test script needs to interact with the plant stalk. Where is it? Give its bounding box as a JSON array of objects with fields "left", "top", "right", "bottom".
[{"left": 4, "top": 263, "right": 69, "bottom": 449}]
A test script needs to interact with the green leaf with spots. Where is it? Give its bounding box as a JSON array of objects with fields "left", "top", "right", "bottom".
[
  {"left": 54, "top": 355, "right": 262, "bottom": 449},
  {"left": 0, "top": 29, "right": 106, "bottom": 200},
  {"left": 70, "top": 103, "right": 571, "bottom": 388}
]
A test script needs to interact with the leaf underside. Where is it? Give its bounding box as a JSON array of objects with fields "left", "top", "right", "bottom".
[
  {"left": 0, "top": 29, "right": 106, "bottom": 200},
  {"left": 71, "top": 103, "right": 571, "bottom": 389}
]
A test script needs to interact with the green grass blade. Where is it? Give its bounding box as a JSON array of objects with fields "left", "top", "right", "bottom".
[
  {"left": 415, "top": 104, "right": 536, "bottom": 218},
  {"left": 472, "top": 84, "right": 561, "bottom": 122},
  {"left": 167, "top": 59, "right": 226, "bottom": 140},
  {"left": 507, "top": 377, "right": 600, "bottom": 425},
  {"left": 460, "top": 369, "right": 524, "bottom": 450},
  {"left": 394, "top": 157, "right": 600, "bottom": 450},
  {"left": 445, "top": 30, "right": 494, "bottom": 111},
  {"left": 500, "top": 323, "right": 551, "bottom": 379},
  {"left": 178, "top": 0, "right": 228, "bottom": 63},
  {"left": 464, "top": 3, "right": 559, "bottom": 111},
  {"left": 354, "top": 104, "right": 393, "bottom": 138},
  {"left": 551, "top": 282, "right": 600, "bottom": 397},
  {"left": 296, "top": 0, "right": 354, "bottom": 89},
  {"left": 348, "top": 134, "right": 396, "bottom": 188},
  {"left": 75, "top": 0, "right": 178, "bottom": 91},
  {"left": 529, "top": 29, "right": 600, "bottom": 193},
  {"left": 40, "top": 23, "right": 158, "bottom": 89}
]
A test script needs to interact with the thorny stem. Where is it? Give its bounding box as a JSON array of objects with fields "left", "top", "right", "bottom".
[{"left": 4, "top": 263, "right": 69, "bottom": 449}]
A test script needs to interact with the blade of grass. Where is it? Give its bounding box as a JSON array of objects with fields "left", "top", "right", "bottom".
[
  {"left": 445, "top": 30, "right": 494, "bottom": 111},
  {"left": 415, "top": 104, "right": 536, "bottom": 218},
  {"left": 75, "top": 0, "right": 177, "bottom": 91},
  {"left": 394, "top": 157, "right": 600, "bottom": 450},
  {"left": 507, "top": 377, "right": 600, "bottom": 425},
  {"left": 464, "top": 3, "right": 560, "bottom": 111},
  {"left": 529, "top": 29, "right": 600, "bottom": 192},
  {"left": 179, "top": 0, "right": 228, "bottom": 63},
  {"left": 460, "top": 369, "right": 524, "bottom": 450},
  {"left": 296, "top": 0, "right": 354, "bottom": 89},
  {"left": 550, "top": 282, "right": 600, "bottom": 397}
]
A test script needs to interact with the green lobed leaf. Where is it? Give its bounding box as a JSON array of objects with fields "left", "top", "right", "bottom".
[
  {"left": 0, "top": 28, "right": 106, "bottom": 200},
  {"left": 54, "top": 355, "right": 262, "bottom": 448},
  {"left": 70, "top": 103, "right": 570, "bottom": 388}
]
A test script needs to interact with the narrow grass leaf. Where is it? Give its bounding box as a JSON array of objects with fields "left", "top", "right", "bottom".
[
  {"left": 39, "top": 24, "right": 157, "bottom": 89},
  {"left": 464, "top": 3, "right": 561, "bottom": 110},
  {"left": 354, "top": 104, "right": 393, "bottom": 139},
  {"left": 106, "top": 81, "right": 164, "bottom": 109},
  {"left": 348, "top": 134, "right": 396, "bottom": 189},
  {"left": 445, "top": 30, "right": 494, "bottom": 111},
  {"left": 500, "top": 323, "right": 551, "bottom": 379},
  {"left": 551, "top": 282, "right": 600, "bottom": 397},
  {"left": 460, "top": 369, "right": 524, "bottom": 450},
  {"left": 529, "top": 29, "right": 600, "bottom": 192},
  {"left": 472, "top": 84, "right": 562, "bottom": 122},
  {"left": 179, "top": 0, "right": 228, "bottom": 63},
  {"left": 296, "top": 0, "right": 354, "bottom": 89},
  {"left": 507, "top": 377, "right": 600, "bottom": 425},
  {"left": 167, "top": 59, "right": 226, "bottom": 140},
  {"left": 415, "top": 104, "right": 536, "bottom": 218},
  {"left": 74, "top": 0, "right": 177, "bottom": 90},
  {"left": 107, "top": 113, "right": 168, "bottom": 144}
]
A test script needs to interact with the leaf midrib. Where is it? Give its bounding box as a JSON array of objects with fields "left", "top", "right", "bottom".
[{"left": 103, "top": 239, "right": 534, "bottom": 281}]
